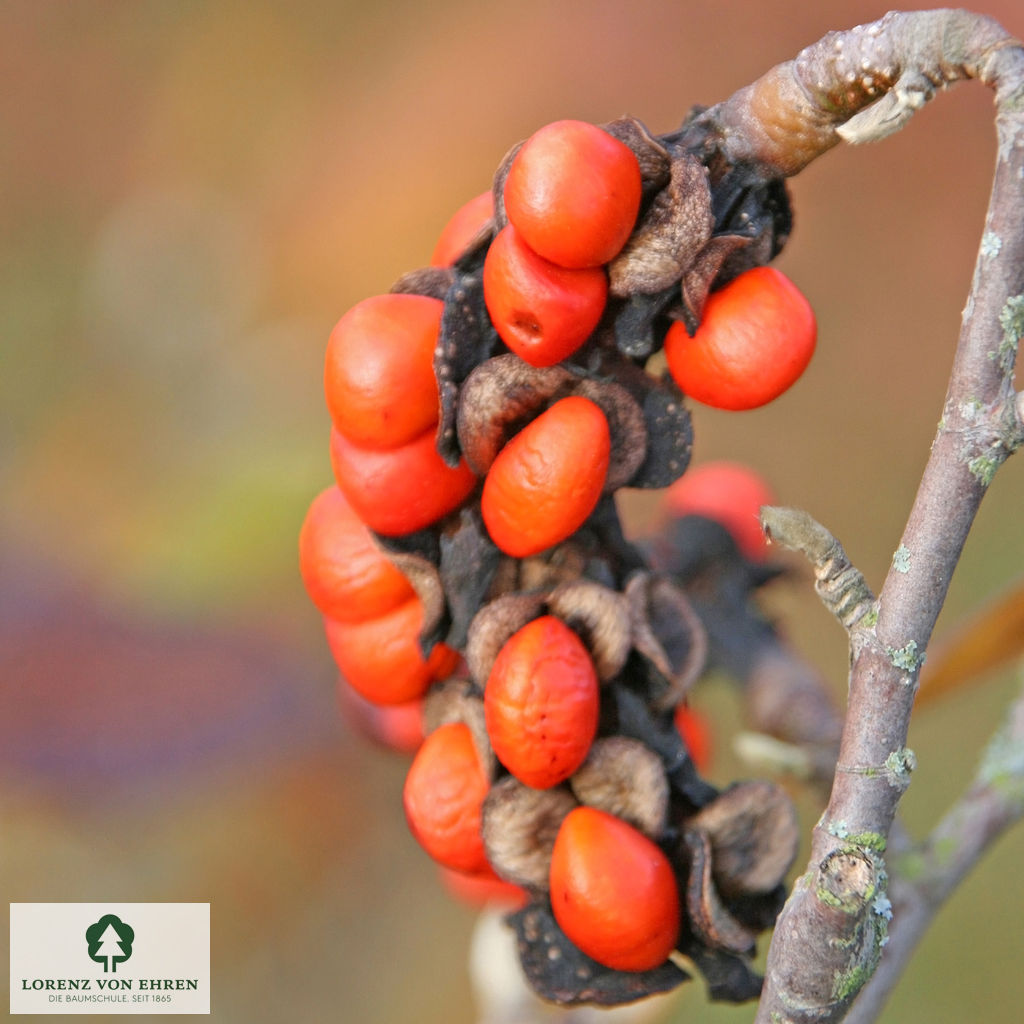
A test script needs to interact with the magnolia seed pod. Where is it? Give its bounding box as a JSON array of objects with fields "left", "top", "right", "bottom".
[
  {"left": 481, "top": 776, "right": 578, "bottom": 890},
  {"left": 569, "top": 737, "right": 669, "bottom": 839},
  {"left": 389, "top": 265, "right": 455, "bottom": 300}
]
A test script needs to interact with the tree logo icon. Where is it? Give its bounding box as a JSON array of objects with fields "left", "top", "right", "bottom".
[{"left": 85, "top": 914, "right": 135, "bottom": 973}]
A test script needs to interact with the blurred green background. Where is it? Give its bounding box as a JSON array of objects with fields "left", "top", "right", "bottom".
[{"left": 3, "top": 1, "right": 1023, "bottom": 1022}]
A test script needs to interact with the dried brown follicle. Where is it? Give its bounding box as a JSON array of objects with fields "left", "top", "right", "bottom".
[
  {"left": 681, "top": 828, "right": 759, "bottom": 957},
  {"left": 744, "top": 645, "right": 843, "bottom": 780},
  {"left": 482, "top": 554, "right": 522, "bottom": 601},
  {"left": 546, "top": 579, "right": 631, "bottom": 683},
  {"left": 465, "top": 591, "right": 547, "bottom": 686},
  {"left": 467, "top": 579, "right": 631, "bottom": 691},
  {"left": 385, "top": 549, "right": 447, "bottom": 648},
  {"left": 607, "top": 151, "right": 714, "bottom": 298},
  {"left": 682, "top": 829, "right": 760, "bottom": 957},
  {"left": 601, "top": 115, "right": 672, "bottom": 197},
  {"left": 422, "top": 679, "right": 496, "bottom": 779},
  {"left": 570, "top": 736, "right": 669, "bottom": 839},
  {"left": 489, "top": 141, "right": 522, "bottom": 231},
  {"left": 456, "top": 355, "right": 649, "bottom": 491},
  {"left": 678, "top": 233, "right": 750, "bottom": 327},
  {"left": 389, "top": 265, "right": 455, "bottom": 300},
  {"left": 572, "top": 377, "right": 647, "bottom": 492},
  {"left": 625, "top": 571, "right": 709, "bottom": 713},
  {"left": 515, "top": 543, "right": 592, "bottom": 595},
  {"left": 481, "top": 777, "right": 578, "bottom": 890},
  {"left": 509, "top": 902, "right": 689, "bottom": 1007},
  {"left": 456, "top": 355, "right": 575, "bottom": 476},
  {"left": 689, "top": 780, "right": 800, "bottom": 899}
]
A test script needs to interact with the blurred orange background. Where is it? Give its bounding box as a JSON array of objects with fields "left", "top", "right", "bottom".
[{"left": 3, "top": 2, "right": 1024, "bottom": 1022}]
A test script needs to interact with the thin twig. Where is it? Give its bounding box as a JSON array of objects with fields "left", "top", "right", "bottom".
[{"left": 759, "top": 506, "right": 876, "bottom": 637}]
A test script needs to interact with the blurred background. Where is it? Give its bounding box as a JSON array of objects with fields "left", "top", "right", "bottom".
[{"left": 3, "top": 1, "right": 1024, "bottom": 1021}]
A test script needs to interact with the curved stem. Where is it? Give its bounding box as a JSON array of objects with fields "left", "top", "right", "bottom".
[{"left": 693, "top": 9, "right": 1022, "bottom": 176}]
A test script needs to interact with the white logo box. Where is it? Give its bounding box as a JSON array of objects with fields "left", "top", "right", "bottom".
[{"left": 10, "top": 903, "right": 210, "bottom": 1015}]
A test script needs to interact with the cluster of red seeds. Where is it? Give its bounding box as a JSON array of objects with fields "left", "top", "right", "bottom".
[{"left": 301, "top": 116, "right": 813, "bottom": 987}]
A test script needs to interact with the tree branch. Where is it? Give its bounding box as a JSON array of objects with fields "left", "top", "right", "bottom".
[
  {"left": 844, "top": 675, "right": 1024, "bottom": 1023},
  {"left": 685, "top": 10, "right": 1024, "bottom": 1023}
]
